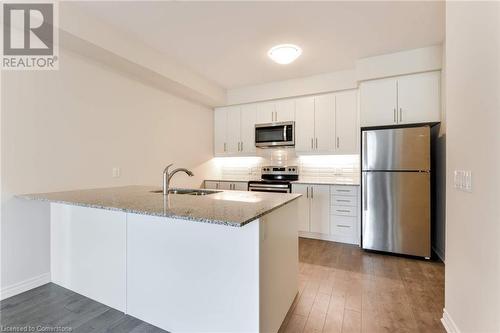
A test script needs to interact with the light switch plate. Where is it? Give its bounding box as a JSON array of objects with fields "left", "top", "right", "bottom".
[
  {"left": 454, "top": 170, "right": 472, "bottom": 192},
  {"left": 112, "top": 167, "right": 121, "bottom": 178}
]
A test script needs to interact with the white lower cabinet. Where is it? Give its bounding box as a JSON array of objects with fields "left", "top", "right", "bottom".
[
  {"left": 292, "top": 184, "right": 360, "bottom": 245},
  {"left": 204, "top": 180, "right": 248, "bottom": 191},
  {"left": 310, "top": 185, "right": 331, "bottom": 234}
]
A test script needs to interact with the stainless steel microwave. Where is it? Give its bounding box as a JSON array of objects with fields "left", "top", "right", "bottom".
[{"left": 255, "top": 121, "right": 295, "bottom": 148}]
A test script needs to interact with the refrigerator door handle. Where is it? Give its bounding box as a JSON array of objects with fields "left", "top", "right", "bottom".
[
  {"left": 363, "top": 173, "right": 368, "bottom": 211},
  {"left": 362, "top": 132, "right": 367, "bottom": 169}
]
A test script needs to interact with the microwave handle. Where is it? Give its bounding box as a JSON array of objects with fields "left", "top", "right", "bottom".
[{"left": 283, "top": 125, "right": 287, "bottom": 141}]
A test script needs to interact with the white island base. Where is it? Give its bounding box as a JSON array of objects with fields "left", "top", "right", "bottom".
[{"left": 50, "top": 200, "right": 299, "bottom": 333}]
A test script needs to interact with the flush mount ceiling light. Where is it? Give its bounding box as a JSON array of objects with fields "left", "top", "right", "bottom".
[{"left": 268, "top": 44, "right": 302, "bottom": 65}]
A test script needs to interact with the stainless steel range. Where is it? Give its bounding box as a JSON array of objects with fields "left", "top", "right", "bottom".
[{"left": 248, "top": 166, "right": 299, "bottom": 193}]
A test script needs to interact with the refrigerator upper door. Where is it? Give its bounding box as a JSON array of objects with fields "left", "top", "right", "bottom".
[
  {"left": 362, "top": 126, "right": 430, "bottom": 171},
  {"left": 362, "top": 171, "right": 430, "bottom": 257}
]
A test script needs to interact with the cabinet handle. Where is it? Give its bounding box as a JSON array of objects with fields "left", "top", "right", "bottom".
[
  {"left": 311, "top": 186, "right": 314, "bottom": 199},
  {"left": 336, "top": 199, "right": 350, "bottom": 202},
  {"left": 393, "top": 108, "right": 397, "bottom": 123},
  {"left": 311, "top": 138, "right": 314, "bottom": 149},
  {"left": 315, "top": 138, "right": 318, "bottom": 149},
  {"left": 336, "top": 209, "right": 351, "bottom": 213},
  {"left": 241, "top": 142, "right": 243, "bottom": 151},
  {"left": 216, "top": 183, "right": 219, "bottom": 189},
  {"left": 337, "top": 225, "right": 351, "bottom": 228},
  {"left": 306, "top": 187, "right": 309, "bottom": 198},
  {"left": 224, "top": 142, "right": 227, "bottom": 152},
  {"left": 399, "top": 108, "right": 403, "bottom": 122},
  {"left": 336, "top": 137, "right": 340, "bottom": 148}
]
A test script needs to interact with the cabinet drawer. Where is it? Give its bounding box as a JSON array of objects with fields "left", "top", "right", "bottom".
[
  {"left": 331, "top": 186, "right": 358, "bottom": 196},
  {"left": 332, "top": 195, "right": 357, "bottom": 207},
  {"left": 331, "top": 216, "right": 357, "bottom": 237},
  {"left": 331, "top": 205, "right": 357, "bottom": 217}
]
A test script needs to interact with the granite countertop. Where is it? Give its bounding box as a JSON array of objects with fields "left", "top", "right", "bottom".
[{"left": 18, "top": 185, "right": 301, "bottom": 227}]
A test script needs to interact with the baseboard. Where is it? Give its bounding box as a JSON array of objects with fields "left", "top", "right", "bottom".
[
  {"left": 299, "top": 231, "right": 359, "bottom": 246},
  {"left": 432, "top": 246, "right": 446, "bottom": 263},
  {"left": 0, "top": 272, "right": 51, "bottom": 301},
  {"left": 441, "top": 308, "right": 461, "bottom": 333}
]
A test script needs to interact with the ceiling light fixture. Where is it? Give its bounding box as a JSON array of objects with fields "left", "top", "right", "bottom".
[{"left": 268, "top": 44, "right": 302, "bottom": 65}]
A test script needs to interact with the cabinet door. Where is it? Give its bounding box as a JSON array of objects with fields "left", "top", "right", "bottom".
[
  {"left": 360, "top": 78, "right": 397, "bottom": 127},
  {"left": 233, "top": 182, "right": 248, "bottom": 191},
  {"left": 275, "top": 99, "right": 295, "bottom": 122},
  {"left": 295, "top": 96, "right": 315, "bottom": 153},
  {"left": 314, "top": 94, "right": 335, "bottom": 153},
  {"left": 240, "top": 104, "right": 257, "bottom": 154},
  {"left": 310, "top": 185, "right": 330, "bottom": 234},
  {"left": 204, "top": 181, "right": 219, "bottom": 190},
  {"left": 214, "top": 108, "right": 227, "bottom": 155},
  {"left": 256, "top": 102, "right": 275, "bottom": 124},
  {"left": 218, "top": 182, "right": 232, "bottom": 190},
  {"left": 397, "top": 71, "right": 441, "bottom": 124},
  {"left": 226, "top": 106, "right": 241, "bottom": 154},
  {"left": 335, "top": 90, "right": 359, "bottom": 154},
  {"left": 291, "top": 184, "right": 310, "bottom": 232}
]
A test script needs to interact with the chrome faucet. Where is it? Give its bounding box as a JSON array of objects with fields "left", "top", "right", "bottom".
[{"left": 163, "top": 164, "right": 194, "bottom": 195}]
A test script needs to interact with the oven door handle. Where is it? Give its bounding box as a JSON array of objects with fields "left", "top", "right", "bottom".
[
  {"left": 283, "top": 125, "right": 287, "bottom": 141},
  {"left": 249, "top": 183, "right": 289, "bottom": 189},
  {"left": 249, "top": 187, "right": 290, "bottom": 193}
]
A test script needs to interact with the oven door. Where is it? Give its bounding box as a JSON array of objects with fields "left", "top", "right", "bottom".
[
  {"left": 248, "top": 183, "right": 291, "bottom": 193},
  {"left": 255, "top": 121, "right": 295, "bottom": 147}
]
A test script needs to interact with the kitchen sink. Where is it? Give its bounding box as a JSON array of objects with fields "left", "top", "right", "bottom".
[{"left": 150, "top": 189, "right": 221, "bottom": 196}]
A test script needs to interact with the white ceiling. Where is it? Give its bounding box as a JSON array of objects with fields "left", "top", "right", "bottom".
[{"left": 75, "top": 1, "right": 444, "bottom": 89}]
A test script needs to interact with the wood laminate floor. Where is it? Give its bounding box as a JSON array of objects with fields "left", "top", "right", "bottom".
[
  {"left": 0, "top": 283, "right": 166, "bottom": 333},
  {"left": 279, "top": 238, "right": 445, "bottom": 333},
  {"left": 1, "top": 238, "right": 444, "bottom": 333}
]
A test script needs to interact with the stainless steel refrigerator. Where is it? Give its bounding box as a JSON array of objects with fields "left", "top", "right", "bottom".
[{"left": 361, "top": 126, "right": 431, "bottom": 258}]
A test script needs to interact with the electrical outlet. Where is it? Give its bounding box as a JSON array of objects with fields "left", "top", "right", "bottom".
[
  {"left": 112, "top": 167, "right": 121, "bottom": 178},
  {"left": 454, "top": 170, "right": 472, "bottom": 192}
]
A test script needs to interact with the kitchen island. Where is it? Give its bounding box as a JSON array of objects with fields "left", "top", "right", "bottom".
[{"left": 20, "top": 186, "right": 301, "bottom": 333}]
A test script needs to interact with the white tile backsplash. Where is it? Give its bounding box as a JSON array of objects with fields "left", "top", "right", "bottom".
[{"left": 216, "top": 152, "right": 360, "bottom": 183}]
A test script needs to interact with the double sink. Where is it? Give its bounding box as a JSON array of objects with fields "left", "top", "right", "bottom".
[{"left": 150, "top": 188, "right": 221, "bottom": 196}]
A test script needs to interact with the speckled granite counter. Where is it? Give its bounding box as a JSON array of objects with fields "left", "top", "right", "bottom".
[{"left": 19, "top": 185, "right": 301, "bottom": 227}]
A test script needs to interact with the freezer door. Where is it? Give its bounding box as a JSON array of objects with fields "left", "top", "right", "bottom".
[
  {"left": 362, "top": 126, "right": 430, "bottom": 171},
  {"left": 362, "top": 171, "right": 430, "bottom": 257}
]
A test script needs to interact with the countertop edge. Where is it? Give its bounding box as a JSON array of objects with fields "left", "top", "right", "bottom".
[{"left": 17, "top": 193, "right": 302, "bottom": 228}]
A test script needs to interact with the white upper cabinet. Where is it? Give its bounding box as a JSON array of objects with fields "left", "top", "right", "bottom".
[
  {"left": 397, "top": 71, "right": 441, "bottom": 125},
  {"left": 274, "top": 99, "right": 295, "bottom": 122},
  {"left": 295, "top": 96, "right": 315, "bottom": 152},
  {"left": 314, "top": 94, "right": 335, "bottom": 153},
  {"left": 359, "top": 77, "right": 398, "bottom": 127},
  {"left": 215, "top": 90, "right": 358, "bottom": 157},
  {"left": 226, "top": 106, "right": 241, "bottom": 153},
  {"left": 360, "top": 71, "right": 441, "bottom": 127},
  {"left": 335, "top": 90, "right": 359, "bottom": 154},
  {"left": 214, "top": 107, "right": 228, "bottom": 155},
  {"left": 240, "top": 104, "right": 257, "bottom": 154},
  {"left": 256, "top": 102, "right": 275, "bottom": 124},
  {"left": 256, "top": 100, "right": 295, "bottom": 124},
  {"left": 295, "top": 91, "right": 357, "bottom": 155},
  {"left": 214, "top": 105, "right": 256, "bottom": 156}
]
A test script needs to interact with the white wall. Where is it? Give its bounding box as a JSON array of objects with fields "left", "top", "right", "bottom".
[
  {"left": 226, "top": 45, "right": 442, "bottom": 105},
  {"left": 1, "top": 48, "right": 217, "bottom": 294},
  {"left": 355, "top": 45, "right": 442, "bottom": 81},
  {"left": 226, "top": 70, "right": 356, "bottom": 105},
  {"left": 443, "top": 2, "right": 500, "bottom": 332}
]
